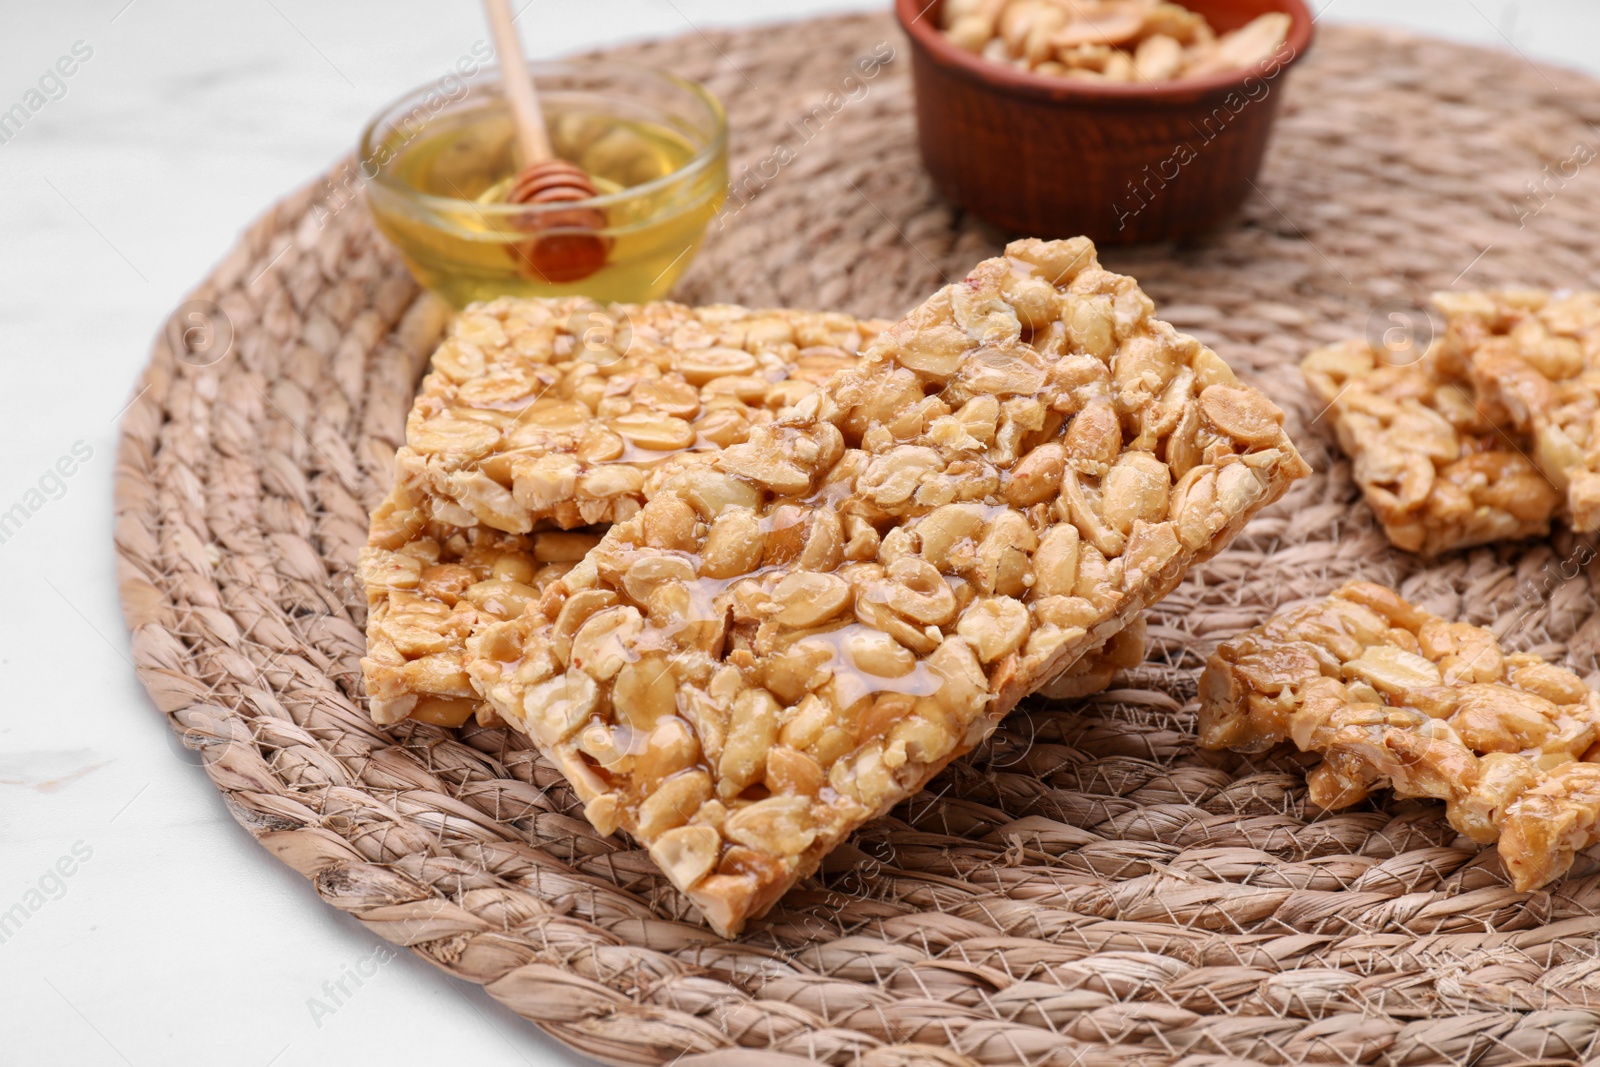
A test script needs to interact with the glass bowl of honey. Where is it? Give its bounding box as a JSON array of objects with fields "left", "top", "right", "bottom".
[{"left": 360, "top": 60, "right": 728, "bottom": 307}]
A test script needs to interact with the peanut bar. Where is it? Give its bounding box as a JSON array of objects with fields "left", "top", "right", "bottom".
[
  {"left": 1301, "top": 336, "right": 1559, "bottom": 557},
  {"left": 1198, "top": 581, "right": 1600, "bottom": 891},
  {"left": 464, "top": 238, "right": 1310, "bottom": 936},
  {"left": 1300, "top": 288, "right": 1600, "bottom": 556}
]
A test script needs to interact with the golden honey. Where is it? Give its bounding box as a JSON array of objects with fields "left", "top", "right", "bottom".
[{"left": 362, "top": 66, "right": 727, "bottom": 308}]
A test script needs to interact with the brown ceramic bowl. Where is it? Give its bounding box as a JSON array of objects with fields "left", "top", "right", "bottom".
[{"left": 895, "top": 0, "right": 1315, "bottom": 244}]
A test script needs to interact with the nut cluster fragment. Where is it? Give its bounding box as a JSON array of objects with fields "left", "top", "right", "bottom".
[
  {"left": 1302, "top": 338, "right": 1558, "bottom": 556},
  {"left": 1199, "top": 581, "right": 1600, "bottom": 892},
  {"left": 940, "top": 0, "right": 1291, "bottom": 84},
  {"left": 463, "top": 238, "right": 1309, "bottom": 936},
  {"left": 395, "top": 298, "right": 887, "bottom": 534},
  {"left": 1299, "top": 289, "right": 1600, "bottom": 556}
]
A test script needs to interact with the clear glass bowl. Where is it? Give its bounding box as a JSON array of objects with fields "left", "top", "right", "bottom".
[{"left": 360, "top": 60, "right": 728, "bottom": 307}]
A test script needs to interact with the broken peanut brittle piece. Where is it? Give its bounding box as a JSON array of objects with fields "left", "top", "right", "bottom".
[
  {"left": 1301, "top": 336, "right": 1560, "bottom": 557},
  {"left": 394, "top": 297, "right": 888, "bottom": 534},
  {"left": 1301, "top": 288, "right": 1600, "bottom": 556},
  {"left": 464, "top": 238, "right": 1309, "bottom": 936},
  {"left": 1199, "top": 581, "right": 1600, "bottom": 891}
]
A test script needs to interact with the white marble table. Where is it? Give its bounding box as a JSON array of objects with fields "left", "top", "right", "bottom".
[{"left": 2, "top": 2, "right": 1596, "bottom": 1064}]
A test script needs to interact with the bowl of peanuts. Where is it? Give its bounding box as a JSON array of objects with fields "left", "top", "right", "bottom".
[{"left": 895, "top": 0, "right": 1314, "bottom": 244}]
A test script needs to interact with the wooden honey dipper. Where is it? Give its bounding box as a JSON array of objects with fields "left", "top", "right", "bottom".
[{"left": 484, "top": 0, "right": 611, "bottom": 283}]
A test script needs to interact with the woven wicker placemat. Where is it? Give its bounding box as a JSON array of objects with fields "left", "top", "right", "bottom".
[{"left": 116, "top": 13, "right": 1600, "bottom": 1066}]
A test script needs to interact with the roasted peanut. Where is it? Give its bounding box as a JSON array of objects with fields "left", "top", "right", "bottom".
[{"left": 718, "top": 689, "right": 781, "bottom": 799}]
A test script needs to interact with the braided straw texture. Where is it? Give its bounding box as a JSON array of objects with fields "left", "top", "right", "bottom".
[{"left": 116, "top": 14, "right": 1600, "bottom": 1066}]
